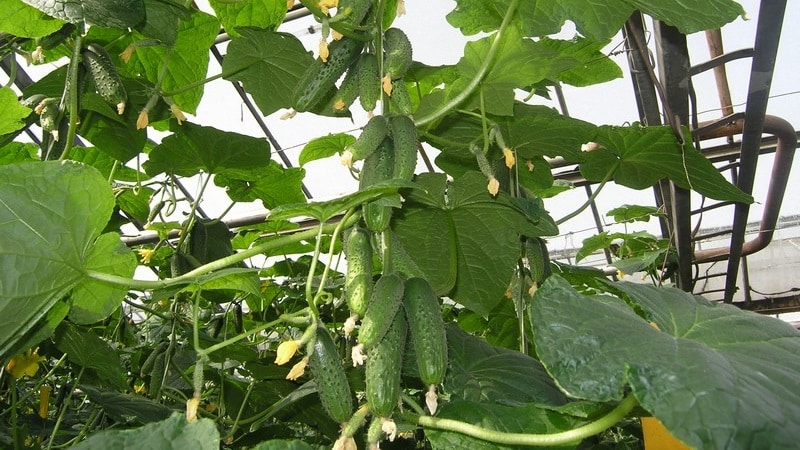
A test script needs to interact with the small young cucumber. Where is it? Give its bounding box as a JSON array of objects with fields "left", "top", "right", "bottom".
[
  {"left": 389, "top": 114, "right": 418, "bottom": 181},
  {"left": 389, "top": 79, "right": 413, "bottom": 115},
  {"left": 359, "top": 137, "right": 395, "bottom": 232},
  {"left": 82, "top": 43, "right": 127, "bottom": 114},
  {"left": 357, "top": 53, "right": 380, "bottom": 112},
  {"left": 333, "top": 0, "right": 373, "bottom": 27},
  {"left": 383, "top": 28, "right": 412, "bottom": 80},
  {"left": 293, "top": 37, "right": 364, "bottom": 112},
  {"left": 365, "top": 311, "right": 407, "bottom": 418},
  {"left": 308, "top": 323, "right": 354, "bottom": 424},
  {"left": 331, "top": 59, "right": 361, "bottom": 113},
  {"left": 344, "top": 115, "right": 387, "bottom": 165},
  {"left": 526, "top": 237, "right": 552, "bottom": 286},
  {"left": 358, "top": 273, "right": 405, "bottom": 348},
  {"left": 344, "top": 226, "right": 373, "bottom": 317},
  {"left": 402, "top": 277, "right": 447, "bottom": 387}
]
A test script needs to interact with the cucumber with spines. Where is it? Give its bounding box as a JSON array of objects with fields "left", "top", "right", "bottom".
[
  {"left": 293, "top": 37, "right": 365, "bottom": 112},
  {"left": 383, "top": 28, "right": 412, "bottom": 80},
  {"left": 82, "top": 43, "right": 127, "bottom": 114},
  {"left": 357, "top": 52, "right": 380, "bottom": 112},
  {"left": 389, "top": 78, "right": 413, "bottom": 114},
  {"left": 308, "top": 323, "right": 354, "bottom": 423},
  {"left": 359, "top": 137, "right": 395, "bottom": 232},
  {"left": 389, "top": 114, "right": 418, "bottom": 181},
  {"left": 344, "top": 226, "right": 373, "bottom": 317},
  {"left": 365, "top": 311, "right": 407, "bottom": 418},
  {"left": 344, "top": 115, "right": 388, "bottom": 164},
  {"left": 358, "top": 273, "right": 404, "bottom": 348}
]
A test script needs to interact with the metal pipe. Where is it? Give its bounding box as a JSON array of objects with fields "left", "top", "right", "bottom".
[{"left": 693, "top": 115, "right": 797, "bottom": 263}]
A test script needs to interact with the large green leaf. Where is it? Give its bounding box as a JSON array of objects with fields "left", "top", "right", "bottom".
[
  {"left": 222, "top": 28, "right": 314, "bottom": 117},
  {"left": 0, "top": 161, "right": 114, "bottom": 360},
  {"left": 144, "top": 121, "right": 271, "bottom": 176},
  {"left": 0, "top": 87, "right": 33, "bottom": 135},
  {"left": 20, "top": 0, "right": 144, "bottom": 29},
  {"left": 69, "top": 233, "right": 137, "bottom": 324},
  {"left": 0, "top": 0, "right": 65, "bottom": 38},
  {"left": 71, "top": 412, "right": 219, "bottom": 450},
  {"left": 580, "top": 125, "right": 753, "bottom": 203},
  {"left": 538, "top": 37, "right": 623, "bottom": 87},
  {"left": 531, "top": 276, "right": 800, "bottom": 450},
  {"left": 251, "top": 440, "right": 315, "bottom": 450},
  {"left": 215, "top": 162, "right": 306, "bottom": 210},
  {"left": 391, "top": 172, "right": 556, "bottom": 315},
  {"left": 445, "top": 324, "right": 566, "bottom": 407},
  {"left": 209, "top": 0, "right": 286, "bottom": 38},
  {"left": 135, "top": 0, "right": 186, "bottom": 45},
  {"left": 80, "top": 385, "right": 173, "bottom": 424},
  {"left": 54, "top": 323, "right": 127, "bottom": 389},
  {"left": 447, "top": 0, "right": 744, "bottom": 41},
  {"left": 427, "top": 400, "right": 581, "bottom": 450},
  {"left": 122, "top": 10, "right": 219, "bottom": 113}
]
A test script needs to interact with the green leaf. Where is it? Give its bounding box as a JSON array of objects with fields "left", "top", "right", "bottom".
[
  {"left": 428, "top": 400, "right": 581, "bottom": 450},
  {"left": 580, "top": 125, "right": 753, "bottom": 203},
  {"left": 269, "top": 180, "right": 415, "bottom": 222},
  {"left": 445, "top": 324, "right": 566, "bottom": 407},
  {"left": 54, "top": 323, "right": 127, "bottom": 389},
  {"left": 0, "top": 161, "right": 114, "bottom": 360},
  {"left": 80, "top": 385, "right": 173, "bottom": 424},
  {"left": 0, "top": 0, "right": 66, "bottom": 37},
  {"left": 391, "top": 172, "right": 555, "bottom": 315},
  {"left": 135, "top": 0, "right": 186, "bottom": 45},
  {"left": 144, "top": 121, "right": 271, "bottom": 176},
  {"left": 68, "top": 146, "right": 141, "bottom": 181},
  {"left": 531, "top": 276, "right": 800, "bottom": 449},
  {"left": 116, "top": 186, "right": 155, "bottom": 223},
  {"left": 183, "top": 268, "right": 262, "bottom": 298},
  {"left": 69, "top": 233, "right": 137, "bottom": 324},
  {"left": 538, "top": 37, "right": 623, "bottom": 87},
  {"left": 123, "top": 10, "right": 219, "bottom": 113},
  {"left": 606, "top": 204, "right": 662, "bottom": 223},
  {"left": 215, "top": 162, "right": 306, "bottom": 210},
  {"left": 20, "top": 0, "right": 145, "bottom": 29},
  {"left": 299, "top": 133, "right": 355, "bottom": 167},
  {"left": 209, "top": 0, "right": 286, "bottom": 38},
  {"left": 0, "top": 142, "right": 39, "bottom": 165},
  {"left": 251, "top": 440, "right": 316, "bottom": 450},
  {"left": 0, "top": 87, "right": 33, "bottom": 135},
  {"left": 223, "top": 28, "right": 314, "bottom": 116},
  {"left": 71, "top": 412, "right": 220, "bottom": 450},
  {"left": 495, "top": 103, "right": 596, "bottom": 161}
]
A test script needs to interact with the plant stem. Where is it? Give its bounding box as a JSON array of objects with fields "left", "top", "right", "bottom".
[
  {"left": 59, "top": 32, "right": 83, "bottom": 161},
  {"left": 46, "top": 367, "right": 85, "bottom": 450},
  {"left": 413, "top": 0, "right": 520, "bottom": 128},
  {"left": 197, "top": 308, "right": 310, "bottom": 357},
  {"left": 305, "top": 225, "right": 325, "bottom": 318},
  {"left": 555, "top": 161, "right": 619, "bottom": 226},
  {"left": 85, "top": 214, "right": 360, "bottom": 290},
  {"left": 411, "top": 393, "right": 638, "bottom": 447}
]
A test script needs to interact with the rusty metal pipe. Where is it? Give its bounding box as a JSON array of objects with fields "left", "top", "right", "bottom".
[{"left": 693, "top": 115, "right": 797, "bottom": 263}]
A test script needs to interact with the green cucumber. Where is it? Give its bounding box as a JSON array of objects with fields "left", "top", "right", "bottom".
[
  {"left": 526, "top": 237, "right": 552, "bottom": 285},
  {"left": 331, "top": 59, "right": 361, "bottom": 113},
  {"left": 36, "top": 98, "right": 61, "bottom": 134},
  {"left": 82, "top": 43, "right": 127, "bottom": 114},
  {"left": 383, "top": 28, "right": 412, "bottom": 80},
  {"left": 358, "top": 273, "right": 404, "bottom": 348},
  {"left": 359, "top": 137, "right": 395, "bottom": 232},
  {"left": 293, "top": 37, "right": 365, "bottom": 112},
  {"left": 333, "top": 0, "right": 373, "bottom": 27},
  {"left": 344, "top": 226, "right": 373, "bottom": 317},
  {"left": 365, "top": 311, "right": 407, "bottom": 418},
  {"left": 357, "top": 53, "right": 380, "bottom": 112},
  {"left": 389, "top": 114, "right": 418, "bottom": 181},
  {"left": 308, "top": 323, "right": 354, "bottom": 423},
  {"left": 389, "top": 78, "right": 413, "bottom": 114},
  {"left": 346, "top": 115, "right": 388, "bottom": 163},
  {"left": 402, "top": 277, "right": 447, "bottom": 387}
]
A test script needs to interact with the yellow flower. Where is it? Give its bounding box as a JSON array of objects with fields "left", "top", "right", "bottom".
[
  {"left": 6, "top": 348, "right": 45, "bottom": 380},
  {"left": 382, "top": 74, "right": 393, "bottom": 95},
  {"left": 333, "top": 436, "right": 356, "bottom": 450},
  {"left": 137, "top": 248, "right": 155, "bottom": 264},
  {"left": 286, "top": 356, "right": 309, "bottom": 380},
  {"left": 275, "top": 340, "right": 300, "bottom": 365},
  {"left": 340, "top": 149, "right": 354, "bottom": 168},
  {"left": 319, "top": 38, "right": 330, "bottom": 62},
  {"left": 381, "top": 418, "right": 398, "bottom": 441},
  {"left": 332, "top": 30, "right": 343, "bottom": 41},
  {"left": 502, "top": 147, "right": 515, "bottom": 168},
  {"left": 119, "top": 44, "right": 135, "bottom": 63},
  {"left": 318, "top": 0, "right": 338, "bottom": 15},
  {"left": 287, "top": 0, "right": 295, "bottom": 10},
  {"left": 186, "top": 395, "right": 200, "bottom": 422},
  {"left": 396, "top": 0, "right": 406, "bottom": 16},
  {"left": 487, "top": 176, "right": 500, "bottom": 196},
  {"left": 170, "top": 104, "right": 187, "bottom": 124},
  {"left": 136, "top": 109, "right": 149, "bottom": 129},
  {"left": 351, "top": 343, "right": 366, "bottom": 367}
]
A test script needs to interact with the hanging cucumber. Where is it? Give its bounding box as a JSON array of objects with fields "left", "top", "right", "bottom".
[
  {"left": 357, "top": 52, "right": 380, "bottom": 112},
  {"left": 358, "top": 273, "right": 405, "bottom": 349},
  {"left": 402, "top": 277, "right": 447, "bottom": 414},
  {"left": 383, "top": 28, "right": 413, "bottom": 80},
  {"left": 82, "top": 43, "right": 127, "bottom": 114},
  {"left": 341, "top": 114, "right": 388, "bottom": 167},
  {"left": 331, "top": 59, "right": 362, "bottom": 113},
  {"left": 359, "top": 137, "right": 395, "bottom": 232},
  {"left": 365, "top": 311, "right": 407, "bottom": 419},
  {"left": 293, "top": 37, "right": 365, "bottom": 112},
  {"left": 389, "top": 114, "right": 418, "bottom": 181},
  {"left": 344, "top": 226, "right": 374, "bottom": 318},
  {"left": 389, "top": 79, "right": 413, "bottom": 115},
  {"left": 308, "top": 323, "right": 354, "bottom": 424}
]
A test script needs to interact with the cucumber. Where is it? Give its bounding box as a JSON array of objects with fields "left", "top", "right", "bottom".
[
  {"left": 365, "top": 311, "right": 407, "bottom": 418},
  {"left": 331, "top": 60, "right": 361, "bottom": 113},
  {"left": 293, "top": 37, "right": 365, "bottom": 112},
  {"left": 345, "top": 115, "right": 387, "bottom": 165},
  {"left": 82, "top": 43, "right": 127, "bottom": 114},
  {"left": 357, "top": 53, "right": 380, "bottom": 112},
  {"left": 36, "top": 98, "right": 61, "bottom": 134},
  {"left": 389, "top": 114, "right": 418, "bottom": 181},
  {"left": 333, "top": 0, "right": 373, "bottom": 27},
  {"left": 389, "top": 79, "right": 413, "bottom": 115},
  {"left": 358, "top": 273, "right": 404, "bottom": 348},
  {"left": 359, "top": 137, "right": 395, "bottom": 232},
  {"left": 402, "top": 277, "right": 447, "bottom": 387},
  {"left": 37, "top": 23, "right": 76, "bottom": 50},
  {"left": 308, "top": 323, "right": 354, "bottom": 423},
  {"left": 526, "top": 237, "right": 552, "bottom": 285},
  {"left": 344, "top": 226, "right": 373, "bottom": 317},
  {"left": 383, "top": 28, "right": 412, "bottom": 80}
]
